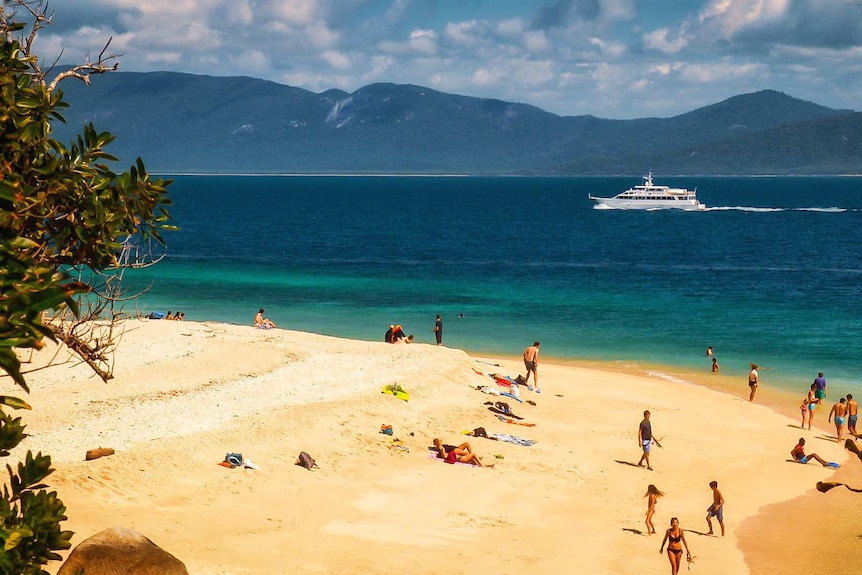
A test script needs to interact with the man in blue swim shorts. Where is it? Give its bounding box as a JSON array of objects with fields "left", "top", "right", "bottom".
[
  {"left": 829, "top": 397, "right": 848, "bottom": 441},
  {"left": 706, "top": 481, "right": 725, "bottom": 536},
  {"left": 637, "top": 410, "right": 661, "bottom": 470},
  {"left": 847, "top": 394, "right": 858, "bottom": 436}
]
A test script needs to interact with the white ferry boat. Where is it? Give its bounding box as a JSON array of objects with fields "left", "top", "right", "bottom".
[{"left": 589, "top": 173, "right": 705, "bottom": 210}]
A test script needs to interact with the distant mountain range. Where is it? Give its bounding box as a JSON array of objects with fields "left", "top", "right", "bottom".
[{"left": 49, "top": 71, "right": 862, "bottom": 175}]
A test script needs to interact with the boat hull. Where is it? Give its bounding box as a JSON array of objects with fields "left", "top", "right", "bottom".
[{"left": 589, "top": 196, "right": 706, "bottom": 210}]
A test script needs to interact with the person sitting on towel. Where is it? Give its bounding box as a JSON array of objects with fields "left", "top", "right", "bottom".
[
  {"left": 390, "top": 324, "right": 406, "bottom": 343},
  {"left": 255, "top": 308, "right": 277, "bottom": 329}
]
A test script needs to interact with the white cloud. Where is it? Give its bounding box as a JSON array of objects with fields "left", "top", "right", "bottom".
[
  {"left": 590, "top": 37, "right": 627, "bottom": 59},
  {"left": 699, "top": 0, "right": 790, "bottom": 39},
  {"left": 321, "top": 50, "right": 351, "bottom": 71},
  {"left": 643, "top": 27, "right": 688, "bottom": 53},
  {"left": 408, "top": 29, "right": 438, "bottom": 56},
  {"left": 523, "top": 31, "right": 550, "bottom": 53},
  {"left": 270, "top": 0, "right": 319, "bottom": 26}
]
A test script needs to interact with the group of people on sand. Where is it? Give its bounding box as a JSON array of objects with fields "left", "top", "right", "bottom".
[
  {"left": 799, "top": 371, "right": 859, "bottom": 441},
  {"left": 645, "top": 480, "right": 725, "bottom": 574},
  {"left": 384, "top": 314, "right": 445, "bottom": 345},
  {"left": 164, "top": 311, "right": 185, "bottom": 321},
  {"left": 384, "top": 324, "right": 413, "bottom": 344},
  {"left": 637, "top": 410, "right": 728, "bottom": 574}
]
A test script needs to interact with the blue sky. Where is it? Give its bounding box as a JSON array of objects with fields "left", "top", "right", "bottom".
[{"left": 22, "top": 0, "right": 862, "bottom": 119}]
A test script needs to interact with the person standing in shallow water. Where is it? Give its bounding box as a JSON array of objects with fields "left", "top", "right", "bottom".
[
  {"left": 748, "top": 363, "right": 759, "bottom": 402},
  {"left": 814, "top": 372, "right": 827, "bottom": 404},
  {"left": 434, "top": 314, "right": 443, "bottom": 346}
]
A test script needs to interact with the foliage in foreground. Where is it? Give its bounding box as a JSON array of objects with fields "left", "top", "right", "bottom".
[{"left": 0, "top": 2, "right": 173, "bottom": 571}]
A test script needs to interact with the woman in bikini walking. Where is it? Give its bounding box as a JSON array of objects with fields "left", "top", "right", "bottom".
[{"left": 659, "top": 517, "right": 691, "bottom": 575}]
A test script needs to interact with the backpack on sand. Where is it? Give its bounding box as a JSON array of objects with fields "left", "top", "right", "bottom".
[{"left": 297, "top": 451, "right": 318, "bottom": 470}]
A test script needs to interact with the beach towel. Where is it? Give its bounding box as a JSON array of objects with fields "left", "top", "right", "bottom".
[
  {"left": 499, "top": 392, "right": 523, "bottom": 403},
  {"left": 382, "top": 384, "right": 410, "bottom": 401},
  {"left": 491, "top": 433, "right": 536, "bottom": 446}
]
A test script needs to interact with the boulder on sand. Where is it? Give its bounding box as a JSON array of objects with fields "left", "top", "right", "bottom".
[{"left": 58, "top": 526, "right": 188, "bottom": 575}]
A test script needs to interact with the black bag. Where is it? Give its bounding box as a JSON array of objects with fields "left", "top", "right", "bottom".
[
  {"left": 297, "top": 451, "right": 318, "bottom": 470},
  {"left": 473, "top": 427, "right": 488, "bottom": 438},
  {"left": 495, "top": 401, "right": 511, "bottom": 415}
]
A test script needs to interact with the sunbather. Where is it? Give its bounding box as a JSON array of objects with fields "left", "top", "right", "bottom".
[
  {"left": 791, "top": 437, "right": 830, "bottom": 466},
  {"left": 255, "top": 308, "right": 277, "bottom": 329},
  {"left": 433, "top": 438, "right": 494, "bottom": 467}
]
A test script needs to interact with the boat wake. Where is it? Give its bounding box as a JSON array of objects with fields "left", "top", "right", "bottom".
[{"left": 705, "top": 206, "right": 853, "bottom": 213}]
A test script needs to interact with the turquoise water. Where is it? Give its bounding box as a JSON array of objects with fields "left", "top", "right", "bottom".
[{"left": 122, "top": 175, "right": 862, "bottom": 394}]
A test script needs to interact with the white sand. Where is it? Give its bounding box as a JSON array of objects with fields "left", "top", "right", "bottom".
[{"left": 3, "top": 319, "right": 858, "bottom": 574}]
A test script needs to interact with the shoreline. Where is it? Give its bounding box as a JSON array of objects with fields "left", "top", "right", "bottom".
[{"left": 5, "top": 319, "right": 859, "bottom": 574}]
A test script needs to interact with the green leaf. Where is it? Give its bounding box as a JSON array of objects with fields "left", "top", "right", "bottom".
[
  {"left": 0, "top": 397, "right": 32, "bottom": 410},
  {"left": 4, "top": 527, "right": 33, "bottom": 551}
]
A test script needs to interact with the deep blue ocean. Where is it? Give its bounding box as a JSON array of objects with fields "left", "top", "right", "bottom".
[{"left": 123, "top": 175, "right": 862, "bottom": 395}]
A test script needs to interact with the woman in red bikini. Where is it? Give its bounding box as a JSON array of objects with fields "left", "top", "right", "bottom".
[{"left": 659, "top": 517, "right": 691, "bottom": 575}]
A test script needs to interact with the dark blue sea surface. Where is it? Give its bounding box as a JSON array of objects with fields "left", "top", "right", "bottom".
[{"left": 124, "top": 175, "right": 862, "bottom": 394}]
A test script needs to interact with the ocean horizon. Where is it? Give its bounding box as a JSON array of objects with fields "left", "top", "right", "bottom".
[{"left": 121, "top": 174, "right": 862, "bottom": 397}]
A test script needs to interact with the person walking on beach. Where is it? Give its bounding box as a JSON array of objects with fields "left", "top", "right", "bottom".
[
  {"left": 748, "top": 363, "right": 759, "bottom": 402},
  {"left": 829, "top": 397, "right": 848, "bottom": 441},
  {"left": 523, "top": 341, "right": 540, "bottom": 393},
  {"left": 711, "top": 357, "right": 719, "bottom": 373},
  {"left": 433, "top": 314, "right": 443, "bottom": 346},
  {"left": 659, "top": 517, "right": 692, "bottom": 575},
  {"left": 645, "top": 484, "right": 664, "bottom": 535},
  {"left": 705, "top": 481, "right": 725, "bottom": 536},
  {"left": 638, "top": 410, "right": 661, "bottom": 470},
  {"left": 814, "top": 372, "right": 827, "bottom": 403},
  {"left": 847, "top": 394, "right": 858, "bottom": 436}
]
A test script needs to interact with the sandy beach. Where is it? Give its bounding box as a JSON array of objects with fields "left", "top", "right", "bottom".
[{"left": 4, "top": 319, "right": 861, "bottom": 574}]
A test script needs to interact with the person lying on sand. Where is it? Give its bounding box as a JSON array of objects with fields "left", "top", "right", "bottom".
[{"left": 433, "top": 438, "right": 494, "bottom": 467}]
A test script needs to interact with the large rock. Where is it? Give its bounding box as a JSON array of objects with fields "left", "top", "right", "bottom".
[{"left": 58, "top": 527, "right": 188, "bottom": 575}]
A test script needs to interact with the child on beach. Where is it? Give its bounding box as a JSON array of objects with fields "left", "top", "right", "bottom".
[
  {"left": 705, "top": 481, "right": 725, "bottom": 536},
  {"left": 645, "top": 484, "right": 664, "bottom": 535}
]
